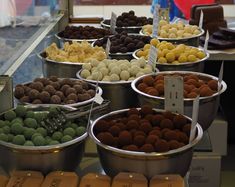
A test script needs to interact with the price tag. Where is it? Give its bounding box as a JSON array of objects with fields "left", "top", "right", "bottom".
[
  {"left": 199, "top": 10, "right": 204, "bottom": 29},
  {"left": 164, "top": 76, "right": 184, "bottom": 114},
  {"left": 110, "top": 12, "right": 117, "bottom": 34},
  {"left": 152, "top": 4, "right": 160, "bottom": 38},
  {"left": 105, "top": 38, "right": 111, "bottom": 57},
  {"left": 218, "top": 61, "right": 224, "bottom": 91},
  {"left": 148, "top": 45, "right": 157, "bottom": 72},
  {"left": 204, "top": 30, "right": 209, "bottom": 52},
  {"left": 189, "top": 96, "right": 199, "bottom": 143}
]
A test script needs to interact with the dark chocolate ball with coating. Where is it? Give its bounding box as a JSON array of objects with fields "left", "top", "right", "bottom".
[
  {"left": 60, "top": 84, "right": 70, "bottom": 93},
  {"left": 44, "top": 85, "right": 56, "bottom": 95},
  {"left": 65, "top": 88, "right": 77, "bottom": 97},
  {"left": 50, "top": 95, "right": 61, "bottom": 104},
  {"left": 29, "top": 82, "right": 43, "bottom": 92},
  {"left": 32, "top": 99, "right": 42, "bottom": 104},
  {"left": 39, "top": 91, "right": 51, "bottom": 103},
  {"left": 20, "top": 96, "right": 30, "bottom": 103},
  {"left": 67, "top": 93, "right": 78, "bottom": 102},
  {"left": 55, "top": 91, "right": 65, "bottom": 101},
  {"left": 73, "top": 85, "right": 84, "bottom": 94},
  {"left": 118, "top": 130, "right": 132, "bottom": 146},
  {"left": 14, "top": 86, "right": 25, "bottom": 99},
  {"left": 140, "top": 144, "right": 155, "bottom": 153},
  {"left": 28, "top": 89, "right": 39, "bottom": 100}
]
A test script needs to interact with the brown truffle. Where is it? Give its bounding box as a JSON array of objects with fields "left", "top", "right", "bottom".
[
  {"left": 168, "top": 140, "right": 182, "bottom": 150},
  {"left": 73, "top": 85, "right": 83, "bottom": 94},
  {"left": 160, "top": 119, "right": 174, "bottom": 129},
  {"left": 65, "top": 88, "right": 77, "bottom": 96},
  {"left": 133, "top": 135, "right": 145, "bottom": 147},
  {"left": 39, "top": 91, "right": 51, "bottom": 103},
  {"left": 143, "top": 76, "right": 154, "bottom": 86},
  {"left": 118, "top": 130, "right": 132, "bottom": 146},
  {"left": 95, "top": 120, "right": 110, "bottom": 133},
  {"left": 184, "top": 84, "right": 191, "bottom": 93},
  {"left": 67, "top": 93, "right": 78, "bottom": 102},
  {"left": 77, "top": 93, "right": 91, "bottom": 102},
  {"left": 162, "top": 111, "right": 175, "bottom": 120},
  {"left": 55, "top": 91, "right": 65, "bottom": 101},
  {"left": 145, "top": 135, "right": 159, "bottom": 145},
  {"left": 50, "top": 82, "right": 60, "bottom": 90},
  {"left": 173, "top": 114, "right": 187, "bottom": 129},
  {"left": 127, "top": 120, "right": 139, "bottom": 130},
  {"left": 200, "top": 86, "right": 214, "bottom": 97},
  {"left": 32, "top": 99, "right": 42, "bottom": 104},
  {"left": 127, "top": 108, "right": 139, "bottom": 116},
  {"left": 164, "top": 130, "right": 179, "bottom": 141},
  {"left": 14, "top": 86, "right": 25, "bottom": 99},
  {"left": 29, "top": 82, "right": 43, "bottom": 92},
  {"left": 50, "top": 95, "right": 61, "bottom": 104},
  {"left": 139, "top": 122, "right": 152, "bottom": 134},
  {"left": 155, "top": 139, "right": 170, "bottom": 152},
  {"left": 182, "top": 124, "right": 191, "bottom": 136},
  {"left": 66, "top": 100, "right": 76, "bottom": 104},
  {"left": 177, "top": 132, "right": 189, "bottom": 144},
  {"left": 187, "top": 92, "right": 198, "bottom": 98},
  {"left": 126, "top": 145, "right": 139, "bottom": 151},
  {"left": 140, "top": 105, "right": 153, "bottom": 116},
  {"left": 151, "top": 114, "right": 164, "bottom": 126},
  {"left": 134, "top": 130, "right": 146, "bottom": 137},
  {"left": 97, "top": 132, "right": 114, "bottom": 146},
  {"left": 147, "top": 88, "right": 159, "bottom": 96},
  {"left": 154, "top": 83, "right": 164, "bottom": 95},
  {"left": 44, "top": 85, "right": 56, "bottom": 95},
  {"left": 140, "top": 144, "right": 155, "bottom": 153},
  {"left": 87, "top": 89, "right": 96, "bottom": 97},
  {"left": 60, "top": 84, "right": 70, "bottom": 93},
  {"left": 49, "top": 76, "right": 58, "bottom": 82},
  {"left": 186, "top": 79, "right": 199, "bottom": 88},
  {"left": 20, "top": 96, "right": 30, "bottom": 103},
  {"left": 108, "top": 125, "right": 121, "bottom": 137},
  {"left": 137, "top": 83, "right": 148, "bottom": 92},
  {"left": 144, "top": 114, "right": 154, "bottom": 122},
  {"left": 128, "top": 114, "right": 140, "bottom": 121},
  {"left": 28, "top": 89, "right": 39, "bottom": 100},
  {"left": 149, "top": 129, "right": 161, "bottom": 137},
  {"left": 60, "top": 78, "right": 73, "bottom": 86},
  {"left": 116, "top": 122, "right": 126, "bottom": 130},
  {"left": 208, "top": 80, "right": 218, "bottom": 91}
]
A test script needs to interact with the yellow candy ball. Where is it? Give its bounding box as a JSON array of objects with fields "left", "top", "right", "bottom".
[
  {"left": 178, "top": 54, "right": 187, "bottom": 63},
  {"left": 150, "top": 38, "right": 160, "bottom": 47},
  {"left": 137, "top": 50, "right": 144, "bottom": 57},
  {"left": 196, "top": 51, "right": 206, "bottom": 59},
  {"left": 144, "top": 44, "right": 151, "bottom": 50},
  {"left": 158, "top": 57, "right": 167, "bottom": 64},
  {"left": 165, "top": 52, "right": 176, "bottom": 63},
  {"left": 187, "top": 54, "right": 197, "bottom": 62}
]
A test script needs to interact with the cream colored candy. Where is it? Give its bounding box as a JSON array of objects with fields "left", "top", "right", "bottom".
[
  {"left": 120, "top": 70, "right": 130, "bottom": 81},
  {"left": 81, "top": 69, "right": 91, "bottom": 79},
  {"left": 110, "top": 74, "right": 120, "bottom": 81}
]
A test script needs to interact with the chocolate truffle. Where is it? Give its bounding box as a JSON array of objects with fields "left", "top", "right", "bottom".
[
  {"left": 118, "top": 130, "right": 132, "bottom": 146},
  {"left": 39, "top": 91, "right": 50, "bottom": 103},
  {"left": 208, "top": 80, "right": 218, "bottom": 91},
  {"left": 162, "top": 111, "right": 174, "bottom": 120},
  {"left": 50, "top": 82, "right": 60, "bottom": 90},
  {"left": 155, "top": 139, "right": 170, "bottom": 152},
  {"left": 128, "top": 114, "right": 140, "bottom": 121},
  {"left": 49, "top": 76, "right": 58, "bottom": 82},
  {"left": 28, "top": 89, "right": 39, "bottom": 100},
  {"left": 168, "top": 140, "right": 182, "bottom": 150},
  {"left": 200, "top": 86, "right": 214, "bottom": 97},
  {"left": 14, "top": 86, "right": 25, "bottom": 99},
  {"left": 87, "top": 89, "right": 96, "bottom": 97},
  {"left": 67, "top": 93, "right": 78, "bottom": 102},
  {"left": 155, "top": 84, "right": 164, "bottom": 95},
  {"left": 140, "top": 105, "right": 153, "bottom": 116},
  {"left": 134, "top": 130, "right": 146, "bottom": 137},
  {"left": 65, "top": 88, "right": 77, "bottom": 96},
  {"left": 97, "top": 132, "right": 114, "bottom": 146},
  {"left": 60, "top": 84, "right": 70, "bottom": 93},
  {"left": 73, "top": 85, "right": 83, "bottom": 94},
  {"left": 95, "top": 120, "right": 110, "bottom": 133},
  {"left": 127, "top": 108, "right": 139, "bottom": 116},
  {"left": 160, "top": 119, "right": 174, "bottom": 129},
  {"left": 151, "top": 114, "right": 164, "bottom": 126},
  {"left": 108, "top": 125, "right": 121, "bottom": 137},
  {"left": 116, "top": 122, "right": 126, "bottom": 130},
  {"left": 173, "top": 114, "right": 187, "bottom": 129},
  {"left": 133, "top": 135, "right": 145, "bottom": 147},
  {"left": 187, "top": 92, "right": 198, "bottom": 98},
  {"left": 182, "top": 124, "right": 191, "bottom": 136},
  {"left": 143, "top": 76, "right": 154, "bottom": 86},
  {"left": 127, "top": 120, "right": 139, "bottom": 130},
  {"left": 126, "top": 145, "right": 139, "bottom": 151},
  {"left": 44, "top": 85, "right": 56, "bottom": 95},
  {"left": 145, "top": 135, "right": 159, "bottom": 145},
  {"left": 20, "top": 96, "right": 30, "bottom": 103},
  {"left": 137, "top": 83, "right": 148, "bottom": 92},
  {"left": 140, "top": 143, "right": 155, "bottom": 153},
  {"left": 55, "top": 91, "right": 65, "bottom": 101},
  {"left": 149, "top": 129, "right": 161, "bottom": 137},
  {"left": 147, "top": 88, "right": 159, "bottom": 96},
  {"left": 139, "top": 122, "right": 152, "bottom": 134},
  {"left": 32, "top": 99, "right": 42, "bottom": 104},
  {"left": 164, "top": 130, "right": 179, "bottom": 141},
  {"left": 50, "top": 95, "right": 61, "bottom": 104},
  {"left": 177, "top": 132, "right": 189, "bottom": 144}
]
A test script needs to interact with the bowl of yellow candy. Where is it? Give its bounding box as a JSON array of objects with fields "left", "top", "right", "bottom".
[
  {"left": 140, "top": 20, "right": 204, "bottom": 47},
  {"left": 133, "top": 38, "right": 209, "bottom": 72},
  {"left": 39, "top": 41, "right": 107, "bottom": 78}
]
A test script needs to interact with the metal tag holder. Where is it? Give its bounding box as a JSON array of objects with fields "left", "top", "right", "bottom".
[{"left": 0, "top": 75, "right": 13, "bottom": 113}]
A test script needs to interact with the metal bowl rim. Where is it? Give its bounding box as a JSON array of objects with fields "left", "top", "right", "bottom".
[
  {"left": 89, "top": 108, "right": 203, "bottom": 157},
  {"left": 15, "top": 78, "right": 103, "bottom": 107},
  {"left": 131, "top": 71, "right": 227, "bottom": 101},
  {"left": 139, "top": 27, "right": 205, "bottom": 40},
  {"left": 132, "top": 47, "right": 210, "bottom": 66},
  {"left": 101, "top": 19, "right": 143, "bottom": 29}
]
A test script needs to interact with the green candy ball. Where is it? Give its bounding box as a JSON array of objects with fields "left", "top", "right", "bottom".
[
  {"left": 11, "top": 123, "right": 24, "bottom": 135},
  {"left": 4, "top": 110, "right": 16, "bottom": 121},
  {"left": 49, "top": 140, "right": 60, "bottom": 145},
  {"left": 34, "top": 112, "right": 46, "bottom": 123},
  {"left": 36, "top": 127, "right": 47, "bottom": 137},
  {"left": 12, "top": 135, "right": 25, "bottom": 145},
  {"left": 15, "top": 105, "right": 27, "bottom": 117},
  {"left": 63, "top": 127, "right": 75, "bottom": 138},
  {"left": 24, "top": 141, "right": 34, "bottom": 146},
  {"left": 8, "top": 134, "right": 14, "bottom": 142},
  {"left": 4, "top": 121, "right": 10, "bottom": 126},
  {"left": 52, "top": 131, "right": 63, "bottom": 141},
  {"left": 70, "top": 123, "right": 78, "bottom": 130},
  {"left": 25, "top": 111, "right": 35, "bottom": 118},
  {"left": 24, "top": 128, "right": 36, "bottom": 140},
  {"left": 2, "top": 126, "right": 10, "bottom": 134},
  {"left": 0, "top": 129, "right": 3, "bottom": 133},
  {"left": 45, "top": 136, "right": 52, "bottom": 145},
  {"left": 33, "top": 136, "right": 46, "bottom": 146},
  {"left": 31, "top": 133, "right": 42, "bottom": 141},
  {"left": 24, "top": 118, "right": 38, "bottom": 128},
  {"left": 61, "top": 135, "right": 72, "bottom": 143},
  {"left": 64, "top": 121, "right": 72, "bottom": 129},
  {"left": 76, "top": 126, "right": 86, "bottom": 137},
  {"left": 0, "top": 120, "right": 5, "bottom": 128},
  {"left": 0, "top": 133, "right": 8, "bottom": 142},
  {"left": 10, "top": 118, "right": 23, "bottom": 126}
]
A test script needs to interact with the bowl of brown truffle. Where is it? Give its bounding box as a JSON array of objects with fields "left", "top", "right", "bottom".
[
  {"left": 131, "top": 72, "right": 227, "bottom": 130},
  {"left": 93, "top": 32, "right": 151, "bottom": 60},
  {"left": 0, "top": 105, "right": 88, "bottom": 174},
  {"left": 89, "top": 106, "right": 203, "bottom": 178},
  {"left": 101, "top": 10, "right": 153, "bottom": 33},
  {"left": 55, "top": 25, "right": 112, "bottom": 47},
  {"left": 14, "top": 76, "right": 102, "bottom": 108}
]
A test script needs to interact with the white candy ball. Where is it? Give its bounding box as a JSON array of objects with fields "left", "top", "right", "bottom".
[
  {"left": 120, "top": 70, "right": 130, "bottom": 81},
  {"left": 87, "top": 75, "right": 92, "bottom": 80},
  {"left": 100, "top": 67, "right": 109, "bottom": 76},
  {"left": 136, "top": 72, "right": 145, "bottom": 77},
  {"left": 102, "top": 76, "right": 110, "bottom": 81},
  {"left": 110, "top": 66, "right": 121, "bottom": 75},
  {"left": 110, "top": 74, "right": 120, "bottom": 81},
  {"left": 97, "top": 62, "right": 106, "bottom": 68},
  {"left": 92, "top": 71, "right": 103, "bottom": 81},
  {"left": 91, "top": 67, "right": 98, "bottom": 72},
  {"left": 128, "top": 77, "right": 135, "bottom": 81},
  {"left": 130, "top": 65, "right": 140, "bottom": 76},
  {"left": 82, "top": 63, "right": 92, "bottom": 71},
  {"left": 120, "top": 63, "right": 129, "bottom": 71},
  {"left": 81, "top": 69, "right": 91, "bottom": 79},
  {"left": 90, "top": 59, "right": 99, "bottom": 67},
  {"left": 142, "top": 67, "right": 152, "bottom": 74},
  {"left": 138, "top": 58, "right": 147, "bottom": 68}
]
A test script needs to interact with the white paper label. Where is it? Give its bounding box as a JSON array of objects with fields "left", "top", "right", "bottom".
[
  {"left": 190, "top": 96, "right": 199, "bottom": 142},
  {"left": 110, "top": 12, "right": 117, "bottom": 34},
  {"left": 152, "top": 4, "right": 160, "bottom": 38},
  {"left": 105, "top": 38, "right": 111, "bottom": 57},
  {"left": 148, "top": 45, "right": 157, "bottom": 72},
  {"left": 204, "top": 30, "right": 209, "bottom": 52},
  {"left": 199, "top": 10, "right": 204, "bottom": 29},
  {"left": 164, "top": 76, "right": 184, "bottom": 114},
  {"left": 218, "top": 61, "right": 224, "bottom": 91}
]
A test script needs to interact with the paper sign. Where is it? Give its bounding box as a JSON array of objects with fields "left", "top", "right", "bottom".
[
  {"left": 190, "top": 96, "right": 199, "bottom": 143},
  {"left": 148, "top": 45, "right": 157, "bottom": 72},
  {"left": 204, "top": 30, "right": 209, "bottom": 52},
  {"left": 164, "top": 76, "right": 184, "bottom": 114},
  {"left": 199, "top": 10, "right": 204, "bottom": 29},
  {"left": 152, "top": 4, "right": 160, "bottom": 38},
  {"left": 105, "top": 38, "right": 111, "bottom": 57},
  {"left": 110, "top": 12, "right": 117, "bottom": 34},
  {"left": 218, "top": 61, "right": 224, "bottom": 91}
]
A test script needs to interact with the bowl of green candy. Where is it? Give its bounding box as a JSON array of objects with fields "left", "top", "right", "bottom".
[{"left": 0, "top": 105, "right": 88, "bottom": 174}]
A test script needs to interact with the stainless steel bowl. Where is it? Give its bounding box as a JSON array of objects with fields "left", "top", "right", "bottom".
[
  {"left": 38, "top": 52, "right": 84, "bottom": 78},
  {"left": 101, "top": 19, "right": 142, "bottom": 33},
  {"left": 131, "top": 71, "right": 227, "bottom": 130},
  {"left": 15, "top": 78, "right": 103, "bottom": 108},
  {"left": 0, "top": 105, "right": 88, "bottom": 174},
  {"left": 139, "top": 28, "right": 205, "bottom": 47},
  {"left": 133, "top": 47, "right": 209, "bottom": 72},
  {"left": 55, "top": 32, "right": 102, "bottom": 47},
  {"left": 89, "top": 108, "right": 203, "bottom": 178},
  {"left": 77, "top": 70, "right": 139, "bottom": 111}
]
